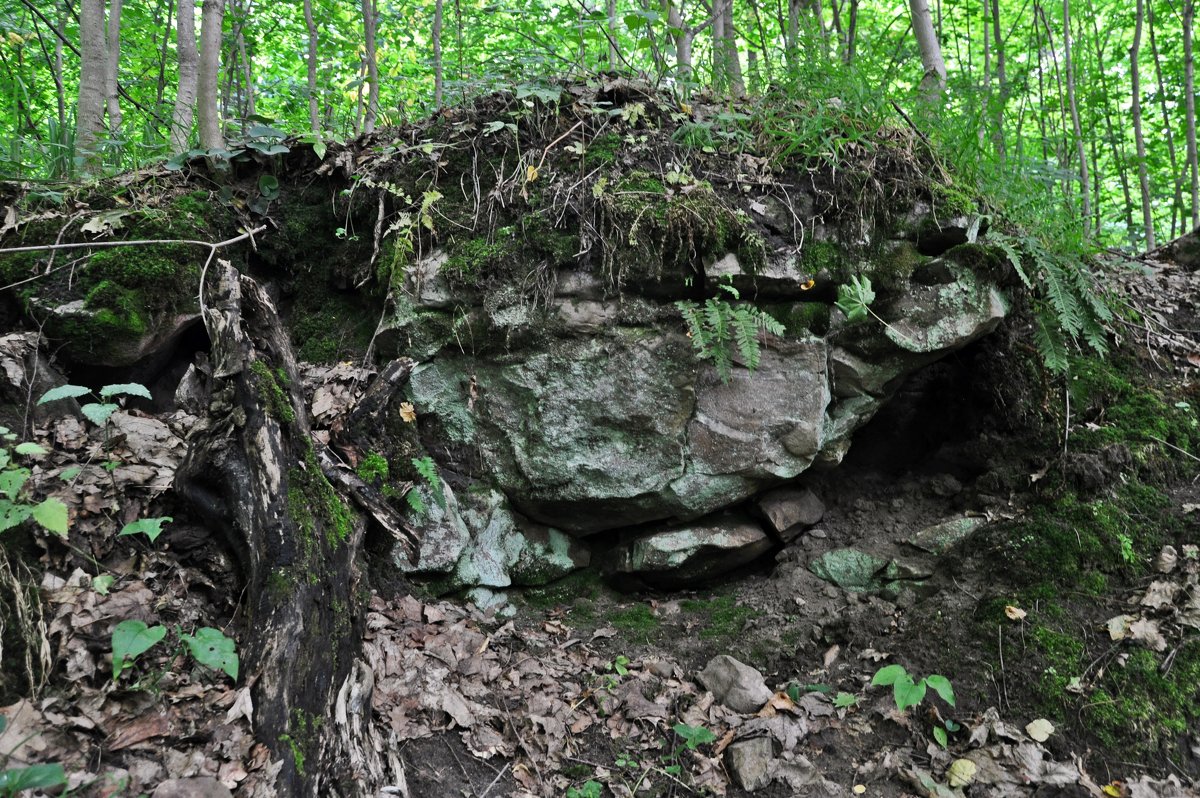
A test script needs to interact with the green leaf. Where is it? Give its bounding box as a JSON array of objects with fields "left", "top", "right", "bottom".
[
  {"left": 893, "top": 674, "right": 927, "bottom": 712},
  {"left": 59, "top": 466, "right": 82, "bottom": 482},
  {"left": 313, "top": 140, "right": 327, "bottom": 160},
  {"left": 871, "top": 664, "right": 907, "bottom": 687},
  {"left": 99, "top": 383, "right": 152, "bottom": 400},
  {"left": 31, "top": 497, "right": 68, "bottom": 537},
  {"left": 37, "top": 384, "right": 91, "bottom": 405},
  {"left": 119, "top": 516, "right": 173, "bottom": 543},
  {"left": 180, "top": 627, "right": 239, "bottom": 680},
  {"left": 111, "top": 619, "right": 167, "bottom": 680},
  {"left": 933, "top": 724, "right": 948, "bottom": 748},
  {"left": 673, "top": 722, "right": 716, "bottom": 750},
  {"left": 834, "top": 692, "right": 858, "bottom": 708},
  {"left": 81, "top": 402, "right": 119, "bottom": 426},
  {"left": 13, "top": 442, "right": 46, "bottom": 456},
  {"left": 835, "top": 275, "right": 875, "bottom": 322},
  {"left": 92, "top": 574, "right": 115, "bottom": 595},
  {"left": 0, "top": 763, "right": 68, "bottom": 792},
  {"left": 925, "top": 674, "right": 956, "bottom": 707},
  {"left": 0, "top": 467, "right": 30, "bottom": 499},
  {"left": 0, "top": 501, "right": 32, "bottom": 532}
]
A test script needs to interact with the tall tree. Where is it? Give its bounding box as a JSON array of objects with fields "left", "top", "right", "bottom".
[
  {"left": 103, "top": 0, "right": 123, "bottom": 138},
  {"left": 1131, "top": 0, "right": 1154, "bottom": 247},
  {"left": 170, "top": 0, "right": 198, "bottom": 152},
  {"left": 1186, "top": 0, "right": 1199, "bottom": 228},
  {"left": 75, "top": 0, "right": 108, "bottom": 172},
  {"left": 303, "top": 0, "right": 319, "bottom": 131},
  {"left": 433, "top": 0, "right": 445, "bottom": 108},
  {"left": 1061, "top": 0, "right": 1089, "bottom": 235},
  {"left": 196, "top": 0, "right": 225, "bottom": 149},
  {"left": 361, "top": 0, "right": 379, "bottom": 133},
  {"left": 909, "top": 0, "right": 946, "bottom": 100}
]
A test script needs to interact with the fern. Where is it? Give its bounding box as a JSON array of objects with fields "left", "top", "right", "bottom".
[
  {"left": 676, "top": 290, "right": 785, "bottom": 383},
  {"left": 987, "top": 231, "right": 1112, "bottom": 372},
  {"left": 409, "top": 455, "right": 445, "bottom": 514}
]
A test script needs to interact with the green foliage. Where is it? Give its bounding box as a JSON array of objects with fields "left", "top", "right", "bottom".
[
  {"left": 835, "top": 274, "right": 875, "bottom": 322},
  {"left": 871, "top": 664, "right": 956, "bottom": 712},
  {"left": 565, "top": 780, "right": 603, "bottom": 798},
  {"left": 989, "top": 231, "right": 1112, "bottom": 373},
  {"left": 180, "top": 627, "right": 240, "bottom": 680},
  {"left": 38, "top": 382, "right": 151, "bottom": 430},
  {"left": 0, "top": 763, "right": 67, "bottom": 797},
  {"left": 672, "top": 722, "right": 716, "bottom": 750},
  {"left": 111, "top": 619, "right": 168, "bottom": 680},
  {"left": 357, "top": 452, "right": 390, "bottom": 483},
  {"left": 410, "top": 455, "right": 445, "bottom": 512},
  {"left": 0, "top": 425, "right": 68, "bottom": 538},
  {"left": 119, "top": 516, "right": 173, "bottom": 543},
  {"left": 676, "top": 283, "right": 786, "bottom": 383}
]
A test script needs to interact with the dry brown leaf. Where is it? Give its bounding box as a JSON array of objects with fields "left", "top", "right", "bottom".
[{"left": 1004, "top": 605, "right": 1027, "bottom": 621}]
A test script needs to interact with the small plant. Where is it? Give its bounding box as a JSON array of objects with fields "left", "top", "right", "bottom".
[
  {"left": 672, "top": 722, "right": 716, "bottom": 750},
  {"left": 38, "top": 382, "right": 151, "bottom": 428},
  {"left": 676, "top": 282, "right": 786, "bottom": 383},
  {"left": 565, "top": 781, "right": 603, "bottom": 798},
  {"left": 872, "top": 664, "right": 957, "bottom": 746},
  {"left": 111, "top": 620, "right": 239, "bottom": 683},
  {"left": 835, "top": 275, "right": 918, "bottom": 347},
  {"left": 0, "top": 429, "right": 67, "bottom": 537},
  {"left": 404, "top": 455, "right": 445, "bottom": 516}
]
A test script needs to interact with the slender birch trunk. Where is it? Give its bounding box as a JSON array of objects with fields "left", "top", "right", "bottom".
[
  {"left": 1150, "top": 3, "right": 1185, "bottom": 237},
  {"left": 1062, "top": 0, "right": 1089, "bottom": 234},
  {"left": 909, "top": 0, "right": 947, "bottom": 100},
  {"left": 361, "top": 0, "right": 379, "bottom": 133},
  {"left": 104, "top": 0, "right": 123, "bottom": 137},
  {"left": 76, "top": 0, "right": 107, "bottom": 172},
  {"left": 304, "top": 0, "right": 319, "bottom": 131},
  {"left": 196, "top": 0, "right": 225, "bottom": 150},
  {"left": 171, "top": 0, "right": 198, "bottom": 152},
  {"left": 1186, "top": 0, "right": 1199, "bottom": 227},
  {"left": 1131, "top": 0, "right": 1155, "bottom": 248},
  {"left": 433, "top": 0, "right": 444, "bottom": 108},
  {"left": 607, "top": 0, "right": 618, "bottom": 70},
  {"left": 990, "top": 0, "right": 1005, "bottom": 158}
]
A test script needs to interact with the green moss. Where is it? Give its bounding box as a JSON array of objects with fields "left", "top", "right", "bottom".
[
  {"left": 763, "top": 301, "right": 831, "bottom": 336},
  {"left": 584, "top": 132, "right": 623, "bottom": 167},
  {"left": 288, "top": 292, "right": 375, "bottom": 363},
  {"left": 679, "top": 595, "right": 762, "bottom": 640},
  {"left": 445, "top": 235, "right": 510, "bottom": 282},
  {"left": 287, "top": 443, "right": 354, "bottom": 577},
  {"left": 249, "top": 359, "right": 296, "bottom": 424},
  {"left": 1084, "top": 645, "right": 1200, "bottom": 754},
  {"left": 799, "top": 240, "right": 845, "bottom": 277},
  {"left": 609, "top": 604, "right": 659, "bottom": 644},
  {"left": 1069, "top": 358, "right": 1197, "bottom": 458},
  {"left": 278, "top": 734, "right": 306, "bottom": 777},
  {"left": 357, "top": 452, "right": 390, "bottom": 483}
]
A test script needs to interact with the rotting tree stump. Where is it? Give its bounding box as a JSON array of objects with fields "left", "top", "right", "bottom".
[{"left": 174, "top": 262, "right": 416, "bottom": 797}]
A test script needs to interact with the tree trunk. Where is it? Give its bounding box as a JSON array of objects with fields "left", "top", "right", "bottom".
[
  {"left": 844, "top": 0, "right": 858, "bottom": 64},
  {"left": 1150, "top": 2, "right": 1185, "bottom": 238},
  {"left": 171, "top": 0, "right": 198, "bottom": 152},
  {"left": 1061, "top": 0, "right": 1090, "bottom": 236},
  {"left": 175, "top": 265, "right": 417, "bottom": 797},
  {"left": 1131, "top": 0, "right": 1155, "bottom": 248},
  {"left": 1087, "top": 0, "right": 1135, "bottom": 244},
  {"left": 76, "top": 0, "right": 107, "bottom": 173},
  {"left": 1186, "top": 0, "right": 1199, "bottom": 227},
  {"left": 607, "top": 0, "right": 618, "bottom": 70},
  {"left": 724, "top": 0, "right": 745, "bottom": 96},
  {"left": 303, "top": 0, "right": 319, "bottom": 131},
  {"left": 908, "top": 0, "right": 946, "bottom": 101},
  {"left": 989, "top": 0, "right": 1005, "bottom": 158},
  {"left": 361, "top": 0, "right": 379, "bottom": 133},
  {"left": 433, "top": 0, "right": 444, "bottom": 108},
  {"left": 104, "top": 0, "right": 123, "bottom": 137},
  {"left": 196, "top": 0, "right": 224, "bottom": 150}
]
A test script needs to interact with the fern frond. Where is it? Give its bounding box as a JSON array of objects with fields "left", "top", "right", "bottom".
[
  {"left": 1034, "top": 306, "right": 1070, "bottom": 373},
  {"left": 732, "top": 308, "right": 761, "bottom": 371},
  {"left": 1040, "top": 259, "right": 1085, "bottom": 338}
]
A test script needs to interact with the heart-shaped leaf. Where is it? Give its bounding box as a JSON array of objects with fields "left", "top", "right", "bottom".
[
  {"left": 181, "top": 627, "right": 239, "bottom": 680},
  {"left": 111, "top": 619, "right": 167, "bottom": 680}
]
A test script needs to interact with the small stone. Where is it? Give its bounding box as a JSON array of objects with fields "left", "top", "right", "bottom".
[
  {"left": 929, "top": 473, "right": 963, "bottom": 497},
  {"left": 725, "top": 737, "right": 776, "bottom": 791},
  {"left": 822, "top": 585, "right": 839, "bottom": 598},
  {"left": 151, "top": 778, "right": 234, "bottom": 798},
  {"left": 1155, "top": 545, "right": 1179, "bottom": 574},
  {"left": 757, "top": 487, "right": 825, "bottom": 541},
  {"left": 645, "top": 658, "right": 676, "bottom": 678},
  {"left": 808, "top": 528, "right": 828, "bottom": 539},
  {"left": 698, "top": 655, "right": 773, "bottom": 714}
]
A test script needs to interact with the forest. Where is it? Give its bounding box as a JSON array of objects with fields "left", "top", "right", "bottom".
[
  {"left": 0, "top": 0, "right": 1198, "bottom": 796},
  {"left": 0, "top": 0, "right": 1197, "bottom": 248}
]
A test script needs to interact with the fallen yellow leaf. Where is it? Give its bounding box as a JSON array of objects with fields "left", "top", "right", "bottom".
[
  {"left": 852, "top": 786, "right": 866, "bottom": 795},
  {"left": 399, "top": 402, "right": 417, "bottom": 423},
  {"left": 1102, "top": 782, "right": 1124, "bottom": 797},
  {"left": 1005, "top": 605, "right": 1027, "bottom": 621},
  {"left": 1025, "top": 718, "right": 1054, "bottom": 742},
  {"left": 800, "top": 278, "right": 816, "bottom": 290},
  {"left": 526, "top": 164, "right": 539, "bottom": 182},
  {"left": 947, "top": 758, "right": 977, "bottom": 787}
]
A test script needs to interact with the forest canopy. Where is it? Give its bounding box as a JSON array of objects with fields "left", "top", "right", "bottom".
[{"left": 0, "top": 0, "right": 1195, "bottom": 251}]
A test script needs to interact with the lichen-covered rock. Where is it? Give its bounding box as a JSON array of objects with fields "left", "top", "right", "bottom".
[
  {"left": 698, "top": 655, "right": 773, "bottom": 713},
  {"left": 756, "top": 486, "right": 825, "bottom": 541},
  {"left": 599, "top": 515, "right": 773, "bottom": 587}
]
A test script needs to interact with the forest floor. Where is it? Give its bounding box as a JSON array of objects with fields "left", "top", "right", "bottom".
[{"left": 1, "top": 141, "right": 1200, "bottom": 795}]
